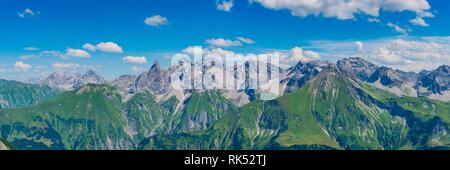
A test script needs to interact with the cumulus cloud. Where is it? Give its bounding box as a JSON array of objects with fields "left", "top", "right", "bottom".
[
  {"left": 182, "top": 46, "right": 204, "bottom": 56},
  {"left": 308, "top": 37, "right": 450, "bottom": 72},
  {"left": 144, "top": 15, "right": 169, "bottom": 27},
  {"left": 251, "top": 0, "right": 431, "bottom": 20},
  {"left": 123, "top": 56, "right": 147, "bottom": 64},
  {"left": 303, "top": 50, "right": 321, "bottom": 60},
  {"left": 182, "top": 46, "right": 238, "bottom": 59},
  {"left": 82, "top": 43, "right": 96, "bottom": 51},
  {"left": 95, "top": 42, "right": 123, "bottom": 53},
  {"left": 290, "top": 47, "right": 321, "bottom": 62},
  {"left": 251, "top": 0, "right": 434, "bottom": 29},
  {"left": 362, "top": 38, "right": 450, "bottom": 71},
  {"left": 17, "top": 8, "right": 39, "bottom": 18},
  {"left": 387, "top": 22, "right": 409, "bottom": 35},
  {"left": 40, "top": 50, "right": 64, "bottom": 58},
  {"left": 206, "top": 38, "right": 242, "bottom": 47},
  {"left": 375, "top": 47, "right": 402, "bottom": 64},
  {"left": 14, "top": 61, "right": 32, "bottom": 71},
  {"left": 83, "top": 42, "right": 123, "bottom": 53},
  {"left": 64, "top": 48, "right": 91, "bottom": 58},
  {"left": 237, "top": 37, "right": 255, "bottom": 44},
  {"left": 355, "top": 41, "right": 364, "bottom": 52},
  {"left": 210, "top": 48, "right": 237, "bottom": 58},
  {"left": 131, "top": 66, "right": 146, "bottom": 73},
  {"left": 52, "top": 62, "right": 81, "bottom": 70},
  {"left": 217, "top": 0, "right": 234, "bottom": 12},
  {"left": 410, "top": 17, "right": 429, "bottom": 27}
]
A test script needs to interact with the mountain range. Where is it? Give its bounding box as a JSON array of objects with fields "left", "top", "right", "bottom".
[{"left": 0, "top": 57, "right": 449, "bottom": 150}]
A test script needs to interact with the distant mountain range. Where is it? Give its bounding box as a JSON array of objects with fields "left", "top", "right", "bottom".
[
  {"left": 0, "top": 57, "right": 449, "bottom": 150},
  {"left": 338, "top": 57, "right": 450, "bottom": 100}
]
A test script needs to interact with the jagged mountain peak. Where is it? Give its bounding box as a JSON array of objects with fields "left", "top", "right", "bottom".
[
  {"left": 150, "top": 61, "right": 161, "bottom": 71},
  {"left": 47, "top": 71, "right": 81, "bottom": 78},
  {"left": 282, "top": 61, "right": 332, "bottom": 93},
  {"left": 115, "top": 74, "right": 137, "bottom": 80},
  {"left": 337, "top": 57, "right": 379, "bottom": 81},
  {"left": 133, "top": 62, "right": 171, "bottom": 96},
  {"left": 41, "top": 70, "right": 105, "bottom": 91},
  {"left": 417, "top": 65, "right": 450, "bottom": 95},
  {"left": 81, "top": 69, "right": 103, "bottom": 79},
  {"left": 367, "top": 66, "right": 402, "bottom": 87},
  {"left": 84, "top": 69, "right": 97, "bottom": 75},
  {"left": 436, "top": 65, "right": 450, "bottom": 73}
]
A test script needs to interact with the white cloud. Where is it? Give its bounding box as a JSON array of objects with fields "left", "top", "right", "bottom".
[
  {"left": 307, "top": 37, "right": 450, "bottom": 72},
  {"left": 210, "top": 48, "right": 237, "bottom": 58},
  {"left": 14, "top": 61, "right": 32, "bottom": 71},
  {"left": 40, "top": 50, "right": 64, "bottom": 58},
  {"left": 217, "top": 0, "right": 234, "bottom": 12},
  {"left": 17, "top": 8, "right": 39, "bottom": 18},
  {"left": 83, "top": 42, "right": 123, "bottom": 53},
  {"left": 144, "top": 15, "right": 169, "bottom": 27},
  {"left": 206, "top": 38, "right": 242, "bottom": 47},
  {"left": 375, "top": 47, "right": 402, "bottom": 64},
  {"left": 0, "top": 68, "right": 6, "bottom": 73},
  {"left": 303, "top": 50, "right": 321, "bottom": 60},
  {"left": 290, "top": 46, "right": 321, "bottom": 62},
  {"left": 64, "top": 48, "right": 91, "bottom": 58},
  {"left": 355, "top": 41, "right": 364, "bottom": 52},
  {"left": 410, "top": 17, "right": 429, "bottom": 27},
  {"left": 181, "top": 46, "right": 238, "bottom": 59},
  {"left": 131, "top": 66, "right": 146, "bottom": 73},
  {"left": 387, "top": 22, "right": 409, "bottom": 35},
  {"left": 123, "top": 56, "right": 147, "bottom": 64},
  {"left": 182, "top": 46, "right": 204, "bottom": 56},
  {"left": 95, "top": 42, "right": 123, "bottom": 53},
  {"left": 367, "top": 18, "right": 381, "bottom": 23},
  {"left": 251, "top": 0, "right": 433, "bottom": 26},
  {"left": 52, "top": 62, "right": 81, "bottom": 70},
  {"left": 24, "top": 47, "right": 40, "bottom": 51},
  {"left": 82, "top": 43, "right": 96, "bottom": 51},
  {"left": 382, "top": 0, "right": 431, "bottom": 13},
  {"left": 290, "top": 47, "right": 303, "bottom": 61},
  {"left": 237, "top": 37, "right": 255, "bottom": 44}
]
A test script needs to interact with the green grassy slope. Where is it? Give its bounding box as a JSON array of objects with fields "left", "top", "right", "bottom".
[
  {"left": 0, "top": 84, "right": 132, "bottom": 149},
  {"left": 144, "top": 66, "right": 449, "bottom": 150},
  {"left": 0, "top": 79, "right": 59, "bottom": 109}
]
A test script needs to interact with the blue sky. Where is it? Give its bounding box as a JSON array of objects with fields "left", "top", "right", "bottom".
[{"left": 1, "top": 0, "right": 450, "bottom": 81}]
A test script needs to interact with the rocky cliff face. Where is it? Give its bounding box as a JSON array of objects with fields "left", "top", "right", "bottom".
[
  {"left": 417, "top": 65, "right": 450, "bottom": 95},
  {"left": 282, "top": 60, "right": 328, "bottom": 93},
  {"left": 337, "top": 57, "right": 379, "bottom": 81},
  {"left": 41, "top": 71, "right": 81, "bottom": 91},
  {"left": 111, "top": 75, "right": 137, "bottom": 100},
  {"left": 336, "top": 57, "right": 449, "bottom": 99},
  {"left": 367, "top": 67, "right": 417, "bottom": 87},
  {"left": 133, "top": 61, "right": 171, "bottom": 96},
  {"left": 74, "top": 69, "right": 106, "bottom": 88}
]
